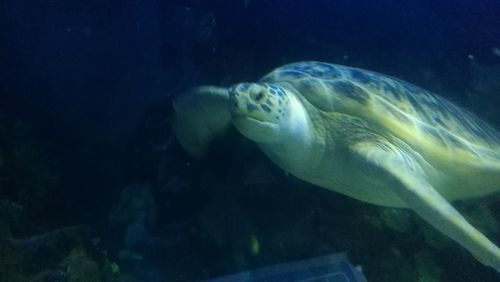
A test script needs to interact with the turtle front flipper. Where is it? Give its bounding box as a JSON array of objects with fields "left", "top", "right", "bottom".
[
  {"left": 351, "top": 139, "right": 500, "bottom": 272},
  {"left": 172, "top": 86, "right": 231, "bottom": 158}
]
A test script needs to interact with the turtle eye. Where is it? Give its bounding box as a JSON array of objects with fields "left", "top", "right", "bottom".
[{"left": 255, "top": 91, "right": 265, "bottom": 102}]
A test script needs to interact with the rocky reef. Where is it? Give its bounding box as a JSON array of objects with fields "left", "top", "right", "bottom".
[{"left": 0, "top": 116, "right": 120, "bottom": 282}]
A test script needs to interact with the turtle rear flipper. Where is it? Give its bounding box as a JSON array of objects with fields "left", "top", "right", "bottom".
[
  {"left": 172, "top": 86, "right": 231, "bottom": 158},
  {"left": 352, "top": 138, "right": 500, "bottom": 272}
]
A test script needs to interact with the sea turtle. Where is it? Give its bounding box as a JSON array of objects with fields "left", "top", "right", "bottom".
[{"left": 172, "top": 61, "right": 500, "bottom": 271}]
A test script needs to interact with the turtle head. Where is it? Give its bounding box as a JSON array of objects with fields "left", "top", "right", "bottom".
[{"left": 229, "top": 82, "right": 309, "bottom": 144}]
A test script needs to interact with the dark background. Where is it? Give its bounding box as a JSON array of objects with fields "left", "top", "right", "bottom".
[{"left": 1, "top": 0, "right": 500, "bottom": 281}]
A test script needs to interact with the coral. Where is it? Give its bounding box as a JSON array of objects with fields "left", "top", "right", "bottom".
[{"left": 0, "top": 226, "right": 120, "bottom": 282}]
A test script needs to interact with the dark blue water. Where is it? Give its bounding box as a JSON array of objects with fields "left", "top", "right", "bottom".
[{"left": 1, "top": 1, "right": 500, "bottom": 281}]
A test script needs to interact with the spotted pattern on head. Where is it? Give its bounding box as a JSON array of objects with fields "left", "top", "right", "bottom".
[{"left": 229, "top": 82, "right": 290, "bottom": 123}]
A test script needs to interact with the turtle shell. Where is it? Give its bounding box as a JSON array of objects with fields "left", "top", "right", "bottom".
[{"left": 260, "top": 61, "right": 500, "bottom": 168}]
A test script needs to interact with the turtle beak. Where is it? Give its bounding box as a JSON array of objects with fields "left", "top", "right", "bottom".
[
  {"left": 229, "top": 83, "right": 250, "bottom": 115},
  {"left": 228, "top": 87, "right": 241, "bottom": 114}
]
